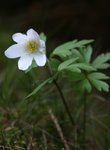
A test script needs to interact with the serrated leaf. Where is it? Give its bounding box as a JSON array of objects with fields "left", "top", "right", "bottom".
[
  {"left": 66, "top": 65, "right": 81, "bottom": 73},
  {"left": 25, "top": 78, "right": 53, "bottom": 99},
  {"left": 95, "top": 63, "right": 110, "bottom": 69},
  {"left": 53, "top": 39, "right": 94, "bottom": 57},
  {"left": 68, "top": 63, "right": 96, "bottom": 71},
  {"left": 74, "top": 39, "right": 94, "bottom": 48},
  {"left": 53, "top": 40, "right": 77, "bottom": 57},
  {"left": 40, "top": 32, "right": 47, "bottom": 42},
  {"left": 71, "top": 49, "right": 84, "bottom": 62},
  {"left": 89, "top": 78, "right": 109, "bottom": 92},
  {"left": 92, "top": 53, "right": 110, "bottom": 69},
  {"left": 77, "top": 79, "right": 92, "bottom": 93},
  {"left": 58, "top": 57, "right": 78, "bottom": 71},
  {"left": 88, "top": 72, "right": 109, "bottom": 80},
  {"left": 84, "top": 45, "right": 93, "bottom": 63}
]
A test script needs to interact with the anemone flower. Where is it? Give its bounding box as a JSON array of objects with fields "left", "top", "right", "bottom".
[{"left": 5, "top": 28, "right": 46, "bottom": 71}]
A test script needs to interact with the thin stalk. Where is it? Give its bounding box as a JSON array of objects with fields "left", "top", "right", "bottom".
[
  {"left": 82, "top": 92, "right": 87, "bottom": 149},
  {"left": 53, "top": 79, "right": 74, "bottom": 126},
  {"left": 46, "top": 60, "right": 74, "bottom": 127}
]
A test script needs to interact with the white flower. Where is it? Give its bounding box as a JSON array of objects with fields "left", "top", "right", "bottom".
[{"left": 4, "top": 28, "right": 46, "bottom": 71}]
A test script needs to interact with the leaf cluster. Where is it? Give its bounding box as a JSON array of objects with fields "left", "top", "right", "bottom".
[
  {"left": 51, "top": 40, "right": 110, "bottom": 93},
  {"left": 26, "top": 35, "right": 110, "bottom": 98}
]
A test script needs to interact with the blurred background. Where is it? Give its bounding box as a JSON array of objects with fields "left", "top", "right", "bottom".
[
  {"left": 0, "top": 0, "right": 110, "bottom": 52},
  {"left": 0, "top": 0, "right": 110, "bottom": 149}
]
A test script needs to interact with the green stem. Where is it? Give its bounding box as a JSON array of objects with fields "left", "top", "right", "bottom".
[
  {"left": 53, "top": 79, "right": 74, "bottom": 126},
  {"left": 46, "top": 60, "right": 74, "bottom": 127}
]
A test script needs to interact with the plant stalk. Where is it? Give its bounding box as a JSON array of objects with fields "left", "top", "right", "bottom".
[{"left": 46, "top": 60, "right": 74, "bottom": 127}]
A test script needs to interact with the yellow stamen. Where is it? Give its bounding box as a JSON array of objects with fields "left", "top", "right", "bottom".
[{"left": 25, "top": 41, "right": 39, "bottom": 53}]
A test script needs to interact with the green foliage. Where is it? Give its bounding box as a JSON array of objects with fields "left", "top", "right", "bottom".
[
  {"left": 87, "top": 72, "right": 110, "bottom": 91},
  {"left": 49, "top": 58, "right": 61, "bottom": 71},
  {"left": 25, "top": 38, "right": 110, "bottom": 98},
  {"left": 26, "top": 78, "right": 52, "bottom": 98},
  {"left": 58, "top": 57, "right": 79, "bottom": 71},
  {"left": 92, "top": 53, "right": 110, "bottom": 69},
  {"left": 77, "top": 78, "right": 92, "bottom": 93},
  {"left": 88, "top": 74, "right": 109, "bottom": 92},
  {"left": 1, "top": 30, "right": 110, "bottom": 149},
  {"left": 51, "top": 39, "right": 110, "bottom": 93},
  {"left": 25, "top": 35, "right": 110, "bottom": 94},
  {"left": 58, "top": 62, "right": 95, "bottom": 75},
  {"left": 65, "top": 63, "right": 95, "bottom": 72},
  {"left": 77, "top": 46, "right": 93, "bottom": 63},
  {"left": 84, "top": 45, "right": 93, "bottom": 63},
  {"left": 88, "top": 72, "right": 109, "bottom": 80},
  {"left": 63, "top": 71, "right": 85, "bottom": 81},
  {"left": 52, "top": 39, "right": 94, "bottom": 57}
]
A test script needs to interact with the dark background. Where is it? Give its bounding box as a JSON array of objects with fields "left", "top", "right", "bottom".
[{"left": 0, "top": 0, "right": 110, "bottom": 53}]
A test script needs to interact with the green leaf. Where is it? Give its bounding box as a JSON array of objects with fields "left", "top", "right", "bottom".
[
  {"left": 52, "top": 40, "right": 78, "bottom": 57},
  {"left": 75, "top": 45, "right": 93, "bottom": 63},
  {"left": 58, "top": 57, "right": 78, "bottom": 71},
  {"left": 53, "top": 39, "right": 94, "bottom": 57},
  {"left": 88, "top": 72, "right": 109, "bottom": 80},
  {"left": 77, "top": 79, "right": 92, "bottom": 93},
  {"left": 50, "top": 58, "right": 60, "bottom": 71},
  {"left": 73, "top": 39, "right": 94, "bottom": 48},
  {"left": 84, "top": 45, "right": 93, "bottom": 63},
  {"left": 39, "top": 32, "right": 47, "bottom": 42},
  {"left": 71, "top": 49, "right": 84, "bottom": 62},
  {"left": 25, "top": 78, "right": 53, "bottom": 99},
  {"left": 63, "top": 71, "right": 85, "bottom": 81},
  {"left": 88, "top": 72, "right": 110, "bottom": 92},
  {"left": 92, "top": 53, "right": 110, "bottom": 69},
  {"left": 59, "top": 60, "right": 95, "bottom": 73},
  {"left": 66, "top": 65, "right": 81, "bottom": 73},
  {"left": 89, "top": 78, "right": 109, "bottom": 92},
  {"left": 68, "top": 63, "right": 96, "bottom": 71}
]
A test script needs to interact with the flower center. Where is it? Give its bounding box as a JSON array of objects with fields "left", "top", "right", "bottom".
[{"left": 25, "top": 40, "right": 39, "bottom": 53}]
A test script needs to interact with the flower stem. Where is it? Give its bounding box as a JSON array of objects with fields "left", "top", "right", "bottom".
[
  {"left": 46, "top": 60, "right": 74, "bottom": 127},
  {"left": 53, "top": 79, "right": 74, "bottom": 126}
]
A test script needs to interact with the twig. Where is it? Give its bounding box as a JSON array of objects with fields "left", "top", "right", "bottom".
[
  {"left": 48, "top": 108, "right": 71, "bottom": 150},
  {"left": 0, "top": 146, "right": 5, "bottom": 150},
  {"left": 27, "top": 137, "right": 33, "bottom": 150},
  {"left": 42, "top": 131, "right": 48, "bottom": 150}
]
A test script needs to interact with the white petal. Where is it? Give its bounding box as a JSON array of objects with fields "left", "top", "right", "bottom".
[
  {"left": 27, "top": 28, "right": 40, "bottom": 41},
  {"left": 12, "top": 33, "right": 27, "bottom": 44},
  {"left": 18, "top": 55, "right": 33, "bottom": 71},
  {"left": 39, "top": 40, "right": 46, "bottom": 52},
  {"left": 34, "top": 52, "right": 46, "bottom": 66},
  {"left": 4, "top": 44, "right": 26, "bottom": 58}
]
